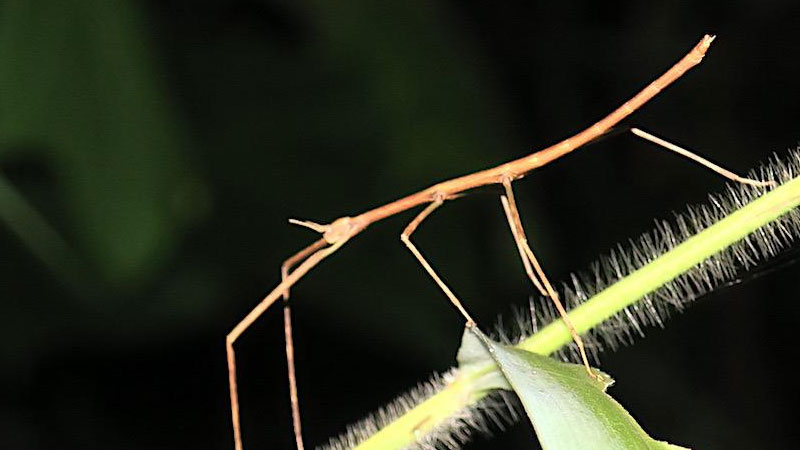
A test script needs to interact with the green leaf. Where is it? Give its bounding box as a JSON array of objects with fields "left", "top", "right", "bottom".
[{"left": 466, "top": 327, "right": 689, "bottom": 450}]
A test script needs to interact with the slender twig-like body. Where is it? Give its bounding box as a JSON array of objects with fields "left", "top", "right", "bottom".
[
  {"left": 226, "top": 35, "right": 716, "bottom": 450},
  {"left": 351, "top": 35, "right": 715, "bottom": 228}
]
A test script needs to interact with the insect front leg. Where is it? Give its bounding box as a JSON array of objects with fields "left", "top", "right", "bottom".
[
  {"left": 278, "top": 238, "right": 328, "bottom": 450},
  {"left": 227, "top": 238, "right": 346, "bottom": 450}
]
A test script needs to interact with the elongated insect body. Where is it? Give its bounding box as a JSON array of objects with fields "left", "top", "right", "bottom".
[{"left": 226, "top": 35, "right": 732, "bottom": 450}]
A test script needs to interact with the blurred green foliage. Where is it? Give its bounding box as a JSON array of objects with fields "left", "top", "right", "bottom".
[{"left": 0, "top": 0, "right": 201, "bottom": 288}]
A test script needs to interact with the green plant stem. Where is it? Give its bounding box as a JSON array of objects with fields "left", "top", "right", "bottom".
[{"left": 353, "top": 175, "right": 800, "bottom": 450}]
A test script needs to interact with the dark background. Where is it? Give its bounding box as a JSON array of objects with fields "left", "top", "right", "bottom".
[{"left": 2, "top": 1, "right": 799, "bottom": 449}]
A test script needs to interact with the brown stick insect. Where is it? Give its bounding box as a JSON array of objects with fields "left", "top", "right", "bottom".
[{"left": 225, "top": 34, "right": 772, "bottom": 450}]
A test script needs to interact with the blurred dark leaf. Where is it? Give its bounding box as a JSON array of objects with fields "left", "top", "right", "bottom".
[{"left": 0, "top": 0, "right": 202, "bottom": 288}]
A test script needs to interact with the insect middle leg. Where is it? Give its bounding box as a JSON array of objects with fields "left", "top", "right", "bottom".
[
  {"left": 400, "top": 195, "right": 476, "bottom": 326},
  {"left": 499, "top": 177, "right": 598, "bottom": 378}
]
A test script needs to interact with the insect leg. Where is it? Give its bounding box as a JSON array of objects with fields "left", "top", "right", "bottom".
[
  {"left": 631, "top": 127, "right": 775, "bottom": 187},
  {"left": 227, "top": 238, "right": 346, "bottom": 450},
  {"left": 500, "top": 178, "right": 598, "bottom": 379},
  {"left": 276, "top": 237, "right": 327, "bottom": 450},
  {"left": 498, "top": 187, "right": 549, "bottom": 298},
  {"left": 281, "top": 238, "right": 328, "bottom": 300},
  {"left": 400, "top": 196, "right": 476, "bottom": 326}
]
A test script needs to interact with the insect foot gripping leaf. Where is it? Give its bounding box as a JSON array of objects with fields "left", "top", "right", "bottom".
[{"left": 463, "top": 327, "right": 689, "bottom": 450}]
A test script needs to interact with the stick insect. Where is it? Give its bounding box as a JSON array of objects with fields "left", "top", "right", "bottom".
[{"left": 226, "top": 34, "right": 773, "bottom": 450}]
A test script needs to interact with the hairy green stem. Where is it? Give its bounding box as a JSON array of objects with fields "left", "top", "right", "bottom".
[{"left": 353, "top": 175, "right": 800, "bottom": 450}]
